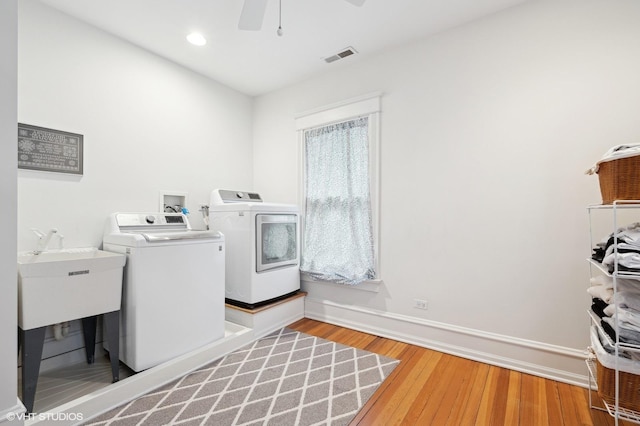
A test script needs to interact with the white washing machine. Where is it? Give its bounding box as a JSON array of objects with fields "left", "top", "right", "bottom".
[
  {"left": 103, "top": 212, "right": 225, "bottom": 372},
  {"left": 209, "top": 189, "right": 300, "bottom": 309}
]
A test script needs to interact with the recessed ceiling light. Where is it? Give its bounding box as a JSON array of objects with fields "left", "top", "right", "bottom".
[{"left": 186, "top": 33, "right": 207, "bottom": 46}]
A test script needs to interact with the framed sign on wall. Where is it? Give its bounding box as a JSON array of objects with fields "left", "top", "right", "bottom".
[{"left": 18, "top": 123, "right": 83, "bottom": 175}]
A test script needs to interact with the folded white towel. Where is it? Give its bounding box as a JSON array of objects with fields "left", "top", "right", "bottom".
[
  {"left": 590, "top": 275, "right": 612, "bottom": 288},
  {"left": 603, "top": 252, "right": 640, "bottom": 270},
  {"left": 615, "top": 291, "right": 640, "bottom": 311},
  {"left": 602, "top": 302, "right": 640, "bottom": 316},
  {"left": 588, "top": 285, "right": 614, "bottom": 303},
  {"left": 604, "top": 304, "right": 616, "bottom": 316},
  {"left": 614, "top": 309, "right": 640, "bottom": 329},
  {"left": 606, "top": 316, "right": 640, "bottom": 333}
]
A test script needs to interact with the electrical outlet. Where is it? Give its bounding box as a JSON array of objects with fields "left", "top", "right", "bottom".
[{"left": 414, "top": 299, "right": 428, "bottom": 310}]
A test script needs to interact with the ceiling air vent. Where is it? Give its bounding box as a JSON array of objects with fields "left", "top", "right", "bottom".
[{"left": 324, "top": 47, "right": 358, "bottom": 64}]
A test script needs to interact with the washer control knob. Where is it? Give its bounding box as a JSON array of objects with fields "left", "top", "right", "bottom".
[
  {"left": 236, "top": 192, "right": 244, "bottom": 199},
  {"left": 145, "top": 215, "right": 155, "bottom": 224}
]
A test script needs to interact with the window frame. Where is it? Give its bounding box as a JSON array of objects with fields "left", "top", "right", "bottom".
[{"left": 295, "top": 92, "right": 382, "bottom": 289}]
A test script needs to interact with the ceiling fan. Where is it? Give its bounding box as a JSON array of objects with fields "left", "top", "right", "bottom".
[{"left": 238, "top": 0, "right": 367, "bottom": 32}]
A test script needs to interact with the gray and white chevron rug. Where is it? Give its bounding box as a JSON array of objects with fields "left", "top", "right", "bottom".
[{"left": 84, "top": 328, "right": 399, "bottom": 426}]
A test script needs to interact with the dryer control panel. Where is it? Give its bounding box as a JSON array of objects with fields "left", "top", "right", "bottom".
[{"left": 215, "top": 189, "right": 263, "bottom": 204}]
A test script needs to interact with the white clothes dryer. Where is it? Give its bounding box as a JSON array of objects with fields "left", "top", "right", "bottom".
[
  {"left": 103, "top": 212, "right": 225, "bottom": 372},
  {"left": 209, "top": 189, "right": 300, "bottom": 309}
]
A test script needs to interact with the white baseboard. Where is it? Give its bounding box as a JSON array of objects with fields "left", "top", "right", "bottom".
[{"left": 304, "top": 297, "right": 588, "bottom": 387}]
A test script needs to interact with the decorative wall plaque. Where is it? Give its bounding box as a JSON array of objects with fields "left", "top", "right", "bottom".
[{"left": 18, "top": 123, "right": 83, "bottom": 175}]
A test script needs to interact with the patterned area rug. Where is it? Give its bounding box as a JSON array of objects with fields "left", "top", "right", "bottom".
[{"left": 84, "top": 328, "right": 399, "bottom": 426}]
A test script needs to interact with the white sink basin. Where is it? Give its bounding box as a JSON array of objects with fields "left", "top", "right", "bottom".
[{"left": 18, "top": 249, "right": 126, "bottom": 330}]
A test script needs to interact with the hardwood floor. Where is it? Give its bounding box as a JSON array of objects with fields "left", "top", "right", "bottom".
[{"left": 288, "top": 318, "right": 634, "bottom": 426}]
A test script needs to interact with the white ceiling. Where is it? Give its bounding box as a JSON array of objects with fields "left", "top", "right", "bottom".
[{"left": 38, "top": 0, "right": 528, "bottom": 97}]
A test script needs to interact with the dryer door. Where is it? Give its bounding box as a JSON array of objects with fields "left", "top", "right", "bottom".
[{"left": 256, "top": 214, "right": 298, "bottom": 272}]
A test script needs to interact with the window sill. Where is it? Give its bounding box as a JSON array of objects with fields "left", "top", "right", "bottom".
[{"left": 300, "top": 276, "right": 382, "bottom": 293}]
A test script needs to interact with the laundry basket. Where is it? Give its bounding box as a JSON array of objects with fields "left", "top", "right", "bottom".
[
  {"left": 591, "top": 326, "right": 640, "bottom": 411},
  {"left": 587, "top": 144, "right": 640, "bottom": 204},
  {"left": 596, "top": 358, "right": 640, "bottom": 411},
  {"left": 598, "top": 155, "right": 640, "bottom": 204}
]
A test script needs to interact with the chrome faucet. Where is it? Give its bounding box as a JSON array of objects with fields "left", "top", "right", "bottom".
[{"left": 32, "top": 228, "right": 59, "bottom": 254}]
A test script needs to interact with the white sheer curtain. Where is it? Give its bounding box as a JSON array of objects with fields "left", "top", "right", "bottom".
[{"left": 301, "top": 116, "right": 375, "bottom": 285}]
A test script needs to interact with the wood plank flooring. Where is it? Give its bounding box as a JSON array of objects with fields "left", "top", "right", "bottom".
[{"left": 288, "top": 318, "right": 634, "bottom": 426}]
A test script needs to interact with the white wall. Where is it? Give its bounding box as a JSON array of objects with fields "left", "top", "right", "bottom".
[
  {"left": 17, "top": 1, "right": 253, "bottom": 365},
  {"left": 0, "top": 0, "right": 19, "bottom": 419},
  {"left": 253, "top": 0, "right": 640, "bottom": 380},
  {"left": 13, "top": 0, "right": 640, "bottom": 395},
  {"left": 18, "top": 1, "right": 253, "bottom": 252}
]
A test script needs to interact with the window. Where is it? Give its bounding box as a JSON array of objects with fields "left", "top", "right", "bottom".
[{"left": 296, "top": 93, "right": 381, "bottom": 286}]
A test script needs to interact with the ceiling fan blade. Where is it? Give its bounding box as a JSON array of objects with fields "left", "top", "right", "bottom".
[
  {"left": 239, "top": 0, "right": 268, "bottom": 31},
  {"left": 343, "top": 0, "right": 366, "bottom": 6}
]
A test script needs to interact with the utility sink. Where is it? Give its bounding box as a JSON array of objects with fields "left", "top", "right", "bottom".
[{"left": 18, "top": 249, "right": 126, "bottom": 330}]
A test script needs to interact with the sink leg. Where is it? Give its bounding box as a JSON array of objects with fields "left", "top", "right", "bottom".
[
  {"left": 103, "top": 311, "right": 120, "bottom": 382},
  {"left": 81, "top": 316, "right": 98, "bottom": 364},
  {"left": 20, "top": 326, "right": 46, "bottom": 414}
]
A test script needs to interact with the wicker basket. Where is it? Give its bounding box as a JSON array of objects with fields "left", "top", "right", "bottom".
[
  {"left": 596, "top": 357, "right": 640, "bottom": 411},
  {"left": 598, "top": 155, "right": 640, "bottom": 204}
]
